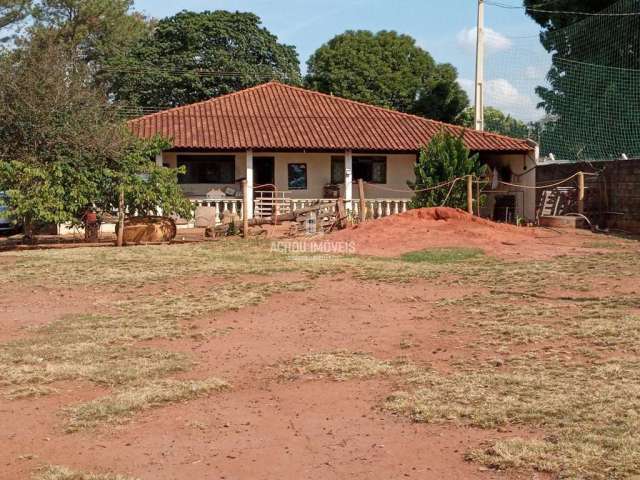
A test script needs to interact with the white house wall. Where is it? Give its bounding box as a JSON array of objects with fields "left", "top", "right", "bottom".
[
  {"left": 160, "top": 150, "right": 535, "bottom": 220},
  {"left": 480, "top": 152, "right": 537, "bottom": 221},
  {"left": 161, "top": 151, "right": 417, "bottom": 200}
]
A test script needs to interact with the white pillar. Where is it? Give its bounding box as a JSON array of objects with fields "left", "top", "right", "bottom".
[
  {"left": 246, "top": 149, "right": 254, "bottom": 219},
  {"left": 155, "top": 154, "right": 163, "bottom": 167},
  {"left": 474, "top": 0, "right": 485, "bottom": 131},
  {"left": 345, "top": 149, "right": 353, "bottom": 211}
]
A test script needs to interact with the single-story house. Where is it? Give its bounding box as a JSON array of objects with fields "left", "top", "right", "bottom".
[{"left": 128, "top": 81, "right": 537, "bottom": 223}]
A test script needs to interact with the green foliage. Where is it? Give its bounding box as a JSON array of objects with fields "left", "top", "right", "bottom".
[
  {"left": 0, "top": 161, "right": 99, "bottom": 227},
  {"left": 31, "top": 1, "right": 149, "bottom": 61},
  {"left": 457, "top": 107, "right": 529, "bottom": 139},
  {"left": 411, "top": 63, "right": 470, "bottom": 123},
  {"left": 226, "top": 221, "right": 237, "bottom": 237},
  {"left": 108, "top": 10, "right": 301, "bottom": 109},
  {"left": 305, "top": 30, "right": 468, "bottom": 123},
  {"left": 0, "top": 1, "right": 30, "bottom": 35},
  {"left": 0, "top": 40, "right": 190, "bottom": 236},
  {"left": 0, "top": 40, "right": 126, "bottom": 235},
  {"left": 1, "top": 1, "right": 150, "bottom": 81},
  {"left": 97, "top": 135, "right": 193, "bottom": 219},
  {"left": 409, "top": 130, "right": 482, "bottom": 209},
  {"left": 524, "top": 0, "right": 640, "bottom": 159}
]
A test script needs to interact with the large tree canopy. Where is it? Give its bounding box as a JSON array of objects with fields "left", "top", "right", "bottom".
[
  {"left": 109, "top": 10, "right": 301, "bottom": 109},
  {"left": 0, "top": 1, "right": 149, "bottom": 69},
  {"left": 525, "top": 0, "right": 640, "bottom": 159},
  {"left": 305, "top": 30, "right": 468, "bottom": 123},
  {"left": 457, "top": 107, "right": 529, "bottom": 139}
]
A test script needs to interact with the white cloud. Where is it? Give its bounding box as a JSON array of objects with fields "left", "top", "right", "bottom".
[
  {"left": 486, "top": 78, "right": 533, "bottom": 109},
  {"left": 456, "top": 27, "right": 512, "bottom": 54},
  {"left": 458, "top": 77, "right": 540, "bottom": 121},
  {"left": 524, "top": 65, "right": 546, "bottom": 80}
]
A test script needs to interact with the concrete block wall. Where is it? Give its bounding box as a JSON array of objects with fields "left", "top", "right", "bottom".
[{"left": 536, "top": 159, "right": 640, "bottom": 233}]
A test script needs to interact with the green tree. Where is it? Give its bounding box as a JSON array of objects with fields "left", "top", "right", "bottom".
[
  {"left": 0, "top": 39, "right": 189, "bottom": 240},
  {"left": 0, "top": 40, "right": 124, "bottom": 238},
  {"left": 409, "top": 130, "right": 482, "bottom": 209},
  {"left": 305, "top": 30, "right": 468, "bottom": 123},
  {"left": 0, "top": 1, "right": 29, "bottom": 34},
  {"left": 108, "top": 10, "right": 301, "bottom": 109},
  {"left": 1, "top": 1, "right": 150, "bottom": 76},
  {"left": 457, "top": 107, "right": 529, "bottom": 139},
  {"left": 97, "top": 136, "right": 192, "bottom": 220},
  {"left": 524, "top": 0, "right": 639, "bottom": 159}
]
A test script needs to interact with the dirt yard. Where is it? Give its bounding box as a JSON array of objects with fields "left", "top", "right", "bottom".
[{"left": 1, "top": 212, "right": 639, "bottom": 480}]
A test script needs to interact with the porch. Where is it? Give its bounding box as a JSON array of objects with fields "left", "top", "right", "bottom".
[
  {"left": 158, "top": 148, "right": 417, "bottom": 225},
  {"left": 159, "top": 147, "right": 537, "bottom": 226},
  {"left": 188, "top": 196, "right": 411, "bottom": 226}
]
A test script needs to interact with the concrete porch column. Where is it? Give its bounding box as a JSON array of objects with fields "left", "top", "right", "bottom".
[
  {"left": 345, "top": 149, "right": 353, "bottom": 211},
  {"left": 155, "top": 154, "right": 163, "bottom": 167},
  {"left": 246, "top": 149, "right": 254, "bottom": 219}
]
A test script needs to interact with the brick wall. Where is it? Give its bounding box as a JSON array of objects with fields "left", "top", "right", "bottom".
[{"left": 536, "top": 159, "right": 640, "bottom": 233}]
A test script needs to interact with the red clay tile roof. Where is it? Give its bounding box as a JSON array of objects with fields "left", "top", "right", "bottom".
[{"left": 128, "top": 81, "right": 533, "bottom": 153}]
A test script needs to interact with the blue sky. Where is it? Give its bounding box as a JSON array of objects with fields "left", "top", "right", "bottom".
[{"left": 135, "top": 0, "right": 550, "bottom": 121}]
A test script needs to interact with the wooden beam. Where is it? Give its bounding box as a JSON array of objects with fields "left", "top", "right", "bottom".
[
  {"left": 116, "top": 188, "right": 125, "bottom": 247},
  {"left": 467, "top": 175, "right": 474, "bottom": 215},
  {"left": 577, "top": 171, "right": 585, "bottom": 214}
]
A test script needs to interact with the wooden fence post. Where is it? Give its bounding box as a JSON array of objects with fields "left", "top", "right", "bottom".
[
  {"left": 358, "top": 179, "right": 366, "bottom": 222},
  {"left": 116, "top": 188, "right": 125, "bottom": 247},
  {"left": 467, "top": 175, "right": 474, "bottom": 215},
  {"left": 242, "top": 179, "right": 249, "bottom": 238},
  {"left": 577, "top": 171, "right": 585, "bottom": 215},
  {"left": 476, "top": 176, "right": 481, "bottom": 216}
]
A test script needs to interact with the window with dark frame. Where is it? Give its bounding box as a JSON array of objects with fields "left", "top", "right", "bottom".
[
  {"left": 330, "top": 156, "right": 386, "bottom": 184},
  {"left": 288, "top": 163, "right": 307, "bottom": 190},
  {"left": 176, "top": 155, "right": 235, "bottom": 184},
  {"left": 331, "top": 156, "right": 345, "bottom": 184}
]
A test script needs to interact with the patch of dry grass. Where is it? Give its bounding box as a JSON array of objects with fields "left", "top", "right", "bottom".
[
  {"left": 285, "top": 352, "right": 396, "bottom": 381},
  {"left": 0, "top": 241, "right": 335, "bottom": 288},
  {"left": 386, "top": 356, "right": 640, "bottom": 479},
  {"left": 291, "top": 349, "right": 640, "bottom": 479},
  {"left": 0, "top": 336, "right": 187, "bottom": 388},
  {"left": 33, "top": 465, "right": 139, "bottom": 480},
  {"left": 5, "top": 385, "right": 57, "bottom": 400},
  {"left": 108, "top": 281, "right": 310, "bottom": 328},
  {"left": 0, "top": 280, "right": 306, "bottom": 397},
  {"left": 65, "top": 378, "right": 229, "bottom": 432},
  {"left": 437, "top": 289, "right": 640, "bottom": 353},
  {"left": 0, "top": 240, "right": 465, "bottom": 289}
]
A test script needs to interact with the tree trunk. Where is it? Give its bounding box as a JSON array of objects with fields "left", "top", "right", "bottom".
[
  {"left": 23, "top": 217, "right": 34, "bottom": 244},
  {"left": 116, "top": 188, "right": 125, "bottom": 247}
]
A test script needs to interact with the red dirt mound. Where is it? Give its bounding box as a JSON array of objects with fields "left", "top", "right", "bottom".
[{"left": 325, "top": 207, "right": 593, "bottom": 260}]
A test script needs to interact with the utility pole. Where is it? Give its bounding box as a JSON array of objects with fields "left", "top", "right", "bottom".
[{"left": 474, "top": 0, "right": 485, "bottom": 131}]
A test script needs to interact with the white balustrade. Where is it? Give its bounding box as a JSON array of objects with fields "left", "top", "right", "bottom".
[
  {"left": 190, "top": 198, "right": 244, "bottom": 225},
  {"left": 189, "top": 197, "right": 411, "bottom": 225}
]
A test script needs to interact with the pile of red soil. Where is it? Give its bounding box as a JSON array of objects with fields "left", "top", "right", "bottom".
[{"left": 326, "top": 207, "right": 592, "bottom": 260}]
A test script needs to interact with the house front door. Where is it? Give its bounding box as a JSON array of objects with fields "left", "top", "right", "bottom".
[{"left": 254, "top": 157, "right": 275, "bottom": 190}]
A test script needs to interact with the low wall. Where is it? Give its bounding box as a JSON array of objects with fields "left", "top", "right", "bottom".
[{"left": 536, "top": 159, "right": 640, "bottom": 233}]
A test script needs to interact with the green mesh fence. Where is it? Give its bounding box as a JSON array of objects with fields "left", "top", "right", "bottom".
[{"left": 483, "top": 0, "right": 640, "bottom": 161}]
